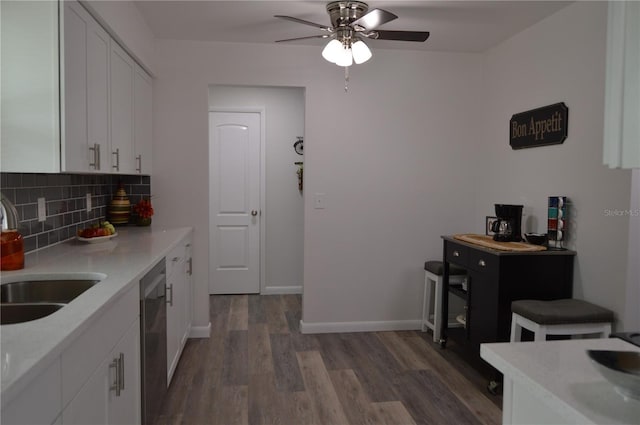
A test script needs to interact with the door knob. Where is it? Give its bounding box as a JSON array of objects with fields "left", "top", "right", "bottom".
[{"left": 251, "top": 210, "right": 258, "bottom": 216}]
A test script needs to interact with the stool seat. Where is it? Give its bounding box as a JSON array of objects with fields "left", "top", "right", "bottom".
[
  {"left": 511, "top": 299, "right": 614, "bottom": 325},
  {"left": 424, "top": 261, "right": 466, "bottom": 276},
  {"left": 510, "top": 298, "right": 614, "bottom": 342}
]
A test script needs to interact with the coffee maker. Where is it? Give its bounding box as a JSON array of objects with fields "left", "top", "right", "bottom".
[{"left": 491, "top": 204, "right": 523, "bottom": 242}]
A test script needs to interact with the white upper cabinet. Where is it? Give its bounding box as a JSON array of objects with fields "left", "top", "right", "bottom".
[
  {"left": 134, "top": 65, "right": 153, "bottom": 175},
  {"left": 603, "top": 1, "right": 640, "bottom": 169},
  {"left": 2, "top": 0, "right": 153, "bottom": 175},
  {"left": 62, "top": 0, "right": 110, "bottom": 173},
  {"left": 110, "top": 42, "right": 136, "bottom": 174},
  {"left": 1, "top": 0, "right": 60, "bottom": 173}
]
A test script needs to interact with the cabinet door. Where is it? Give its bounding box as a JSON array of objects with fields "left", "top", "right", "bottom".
[
  {"left": 63, "top": 319, "right": 140, "bottom": 425},
  {"left": 62, "top": 0, "right": 110, "bottom": 173},
  {"left": 110, "top": 42, "right": 135, "bottom": 174},
  {"left": 0, "top": 0, "right": 60, "bottom": 173},
  {"left": 62, "top": 353, "right": 109, "bottom": 424},
  {"left": 109, "top": 319, "right": 141, "bottom": 425},
  {"left": 166, "top": 264, "right": 184, "bottom": 384},
  {"left": 134, "top": 65, "right": 153, "bottom": 175}
]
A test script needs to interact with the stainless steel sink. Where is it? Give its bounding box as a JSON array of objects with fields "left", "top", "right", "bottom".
[
  {"left": 1, "top": 303, "right": 65, "bottom": 325},
  {"left": 0, "top": 276, "right": 103, "bottom": 325},
  {"left": 1, "top": 279, "right": 100, "bottom": 304}
]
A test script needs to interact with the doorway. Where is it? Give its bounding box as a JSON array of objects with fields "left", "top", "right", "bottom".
[{"left": 208, "top": 86, "right": 305, "bottom": 295}]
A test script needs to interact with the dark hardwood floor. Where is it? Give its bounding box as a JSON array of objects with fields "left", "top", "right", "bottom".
[{"left": 157, "top": 295, "right": 502, "bottom": 425}]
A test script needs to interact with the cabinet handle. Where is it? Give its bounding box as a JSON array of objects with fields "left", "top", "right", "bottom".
[
  {"left": 166, "top": 284, "right": 173, "bottom": 306},
  {"left": 109, "top": 357, "right": 121, "bottom": 396},
  {"left": 136, "top": 154, "right": 142, "bottom": 173},
  {"left": 187, "top": 258, "right": 192, "bottom": 276},
  {"left": 478, "top": 259, "right": 486, "bottom": 267},
  {"left": 172, "top": 256, "right": 180, "bottom": 262},
  {"left": 112, "top": 148, "right": 120, "bottom": 171},
  {"left": 118, "top": 353, "right": 125, "bottom": 391},
  {"left": 453, "top": 250, "right": 460, "bottom": 257},
  {"left": 89, "top": 143, "right": 101, "bottom": 170}
]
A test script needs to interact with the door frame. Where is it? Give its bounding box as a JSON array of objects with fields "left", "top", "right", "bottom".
[{"left": 208, "top": 107, "right": 266, "bottom": 294}]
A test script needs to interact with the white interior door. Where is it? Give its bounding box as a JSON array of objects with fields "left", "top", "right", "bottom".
[{"left": 209, "top": 112, "right": 261, "bottom": 294}]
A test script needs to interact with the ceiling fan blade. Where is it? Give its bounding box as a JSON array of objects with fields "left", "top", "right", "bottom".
[
  {"left": 352, "top": 8, "right": 397, "bottom": 31},
  {"left": 372, "top": 30, "right": 430, "bottom": 42},
  {"left": 274, "top": 15, "right": 332, "bottom": 31},
  {"left": 275, "top": 34, "right": 331, "bottom": 43}
]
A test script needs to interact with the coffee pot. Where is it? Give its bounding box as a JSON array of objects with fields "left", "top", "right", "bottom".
[{"left": 492, "top": 204, "right": 523, "bottom": 242}]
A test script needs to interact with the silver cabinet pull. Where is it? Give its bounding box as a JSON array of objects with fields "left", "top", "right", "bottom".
[
  {"left": 89, "top": 143, "right": 101, "bottom": 170},
  {"left": 187, "top": 258, "right": 192, "bottom": 276},
  {"left": 109, "top": 357, "right": 121, "bottom": 396},
  {"left": 166, "top": 284, "right": 173, "bottom": 306},
  {"left": 453, "top": 250, "right": 460, "bottom": 257},
  {"left": 136, "top": 154, "right": 142, "bottom": 173},
  {"left": 478, "top": 259, "right": 486, "bottom": 267},
  {"left": 172, "top": 256, "right": 180, "bottom": 262},
  {"left": 251, "top": 210, "right": 258, "bottom": 217},
  {"left": 118, "top": 353, "right": 125, "bottom": 391},
  {"left": 112, "top": 148, "right": 120, "bottom": 171}
]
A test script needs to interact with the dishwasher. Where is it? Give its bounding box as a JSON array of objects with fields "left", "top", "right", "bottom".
[{"left": 140, "top": 258, "right": 167, "bottom": 425}]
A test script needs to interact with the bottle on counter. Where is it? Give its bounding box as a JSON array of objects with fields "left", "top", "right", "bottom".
[{"left": 1, "top": 194, "right": 24, "bottom": 271}]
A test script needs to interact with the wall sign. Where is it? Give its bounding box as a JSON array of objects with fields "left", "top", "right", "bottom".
[{"left": 509, "top": 102, "right": 568, "bottom": 149}]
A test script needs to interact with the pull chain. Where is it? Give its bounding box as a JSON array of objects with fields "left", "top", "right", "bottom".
[{"left": 344, "top": 66, "right": 350, "bottom": 93}]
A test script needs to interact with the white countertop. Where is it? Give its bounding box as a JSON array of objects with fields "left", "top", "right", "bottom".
[
  {"left": 0, "top": 226, "right": 192, "bottom": 406},
  {"left": 481, "top": 338, "right": 640, "bottom": 425}
]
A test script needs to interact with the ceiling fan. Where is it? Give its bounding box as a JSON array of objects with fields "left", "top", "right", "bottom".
[{"left": 275, "top": 1, "right": 430, "bottom": 68}]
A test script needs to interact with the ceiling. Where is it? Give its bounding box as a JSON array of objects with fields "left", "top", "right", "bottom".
[{"left": 133, "top": 1, "right": 572, "bottom": 53}]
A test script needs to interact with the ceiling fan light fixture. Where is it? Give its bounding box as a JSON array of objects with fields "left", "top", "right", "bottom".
[
  {"left": 335, "top": 44, "right": 353, "bottom": 67},
  {"left": 322, "top": 38, "right": 343, "bottom": 63},
  {"left": 351, "top": 39, "right": 372, "bottom": 64}
]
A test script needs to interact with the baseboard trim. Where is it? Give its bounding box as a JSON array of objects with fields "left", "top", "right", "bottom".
[
  {"left": 261, "top": 285, "right": 303, "bottom": 295},
  {"left": 299, "top": 319, "right": 421, "bottom": 334},
  {"left": 189, "top": 322, "right": 211, "bottom": 338}
]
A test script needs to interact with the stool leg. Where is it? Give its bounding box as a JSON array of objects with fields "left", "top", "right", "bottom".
[
  {"left": 433, "top": 275, "right": 443, "bottom": 343},
  {"left": 535, "top": 324, "right": 546, "bottom": 341},
  {"left": 510, "top": 314, "right": 522, "bottom": 342},
  {"left": 422, "top": 273, "right": 430, "bottom": 332},
  {"left": 601, "top": 323, "right": 612, "bottom": 338}
]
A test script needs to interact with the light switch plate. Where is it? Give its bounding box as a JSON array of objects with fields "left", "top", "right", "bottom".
[
  {"left": 37, "top": 197, "right": 46, "bottom": 222},
  {"left": 86, "top": 193, "right": 92, "bottom": 212}
]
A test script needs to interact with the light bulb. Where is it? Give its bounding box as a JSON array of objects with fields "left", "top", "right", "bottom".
[
  {"left": 322, "top": 39, "right": 343, "bottom": 63},
  {"left": 335, "top": 45, "right": 353, "bottom": 67},
  {"left": 352, "top": 40, "right": 372, "bottom": 64}
]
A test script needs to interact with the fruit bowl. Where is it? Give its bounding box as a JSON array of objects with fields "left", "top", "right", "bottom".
[
  {"left": 77, "top": 232, "right": 118, "bottom": 243},
  {"left": 587, "top": 350, "right": 640, "bottom": 400}
]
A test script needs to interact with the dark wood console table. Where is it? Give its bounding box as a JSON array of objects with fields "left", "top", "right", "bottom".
[{"left": 440, "top": 236, "right": 576, "bottom": 388}]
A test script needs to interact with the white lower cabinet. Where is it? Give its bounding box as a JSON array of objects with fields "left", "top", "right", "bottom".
[
  {"left": 166, "top": 233, "right": 193, "bottom": 384},
  {"left": 60, "top": 284, "right": 140, "bottom": 425},
  {"left": 62, "top": 319, "right": 140, "bottom": 425}
]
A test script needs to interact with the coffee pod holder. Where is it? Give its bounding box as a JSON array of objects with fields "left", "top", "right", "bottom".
[{"left": 547, "top": 196, "right": 567, "bottom": 249}]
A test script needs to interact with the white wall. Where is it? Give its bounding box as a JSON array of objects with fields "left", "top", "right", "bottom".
[
  {"left": 208, "top": 85, "right": 305, "bottom": 294},
  {"left": 477, "top": 1, "right": 633, "bottom": 329},
  {"left": 152, "top": 39, "right": 482, "bottom": 331},
  {"left": 83, "top": 0, "right": 156, "bottom": 74}
]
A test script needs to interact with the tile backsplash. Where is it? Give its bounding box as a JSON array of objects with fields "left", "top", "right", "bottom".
[{"left": 1, "top": 173, "right": 151, "bottom": 253}]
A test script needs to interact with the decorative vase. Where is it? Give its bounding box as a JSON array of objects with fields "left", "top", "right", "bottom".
[
  {"left": 137, "top": 217, "right": 152, "bottom": 227},
  {"left": 108, "top": 183, "right": 131, "bottom": 225}
]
